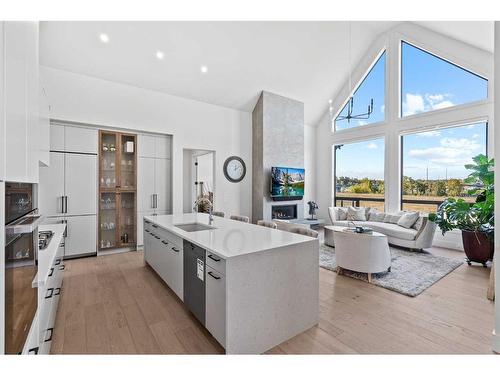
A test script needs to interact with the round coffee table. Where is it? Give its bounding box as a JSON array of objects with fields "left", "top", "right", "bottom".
[
  {"left": 323, "top": 225, "right": 346, "bottom": 247},
  {"left": 329, "top": 227, "right": 391, "bottom": 283}
]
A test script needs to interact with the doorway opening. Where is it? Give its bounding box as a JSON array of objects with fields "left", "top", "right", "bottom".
[{"left": 183, "top": 149, "right": 215, "bottom": 213}]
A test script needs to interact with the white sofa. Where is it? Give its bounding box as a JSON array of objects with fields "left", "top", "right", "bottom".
[{"left": 328, "top": 207, "right": 437, "bottom": 251}]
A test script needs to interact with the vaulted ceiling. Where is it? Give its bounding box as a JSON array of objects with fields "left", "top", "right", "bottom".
[{"left": 40, "top": 21, "right": 493, "bottom": 126}]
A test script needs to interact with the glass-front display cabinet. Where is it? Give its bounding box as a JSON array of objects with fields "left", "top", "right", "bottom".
[{"left": 98, "top": 131, "right": 137, "bottom": 251}]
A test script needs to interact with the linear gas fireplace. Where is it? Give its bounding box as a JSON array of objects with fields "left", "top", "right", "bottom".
[{"left": 272, "top": 204, "right": 297, "bottom": 220}]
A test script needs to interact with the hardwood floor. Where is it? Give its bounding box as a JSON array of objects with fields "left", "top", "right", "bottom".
[{"left": 51, "top": 247, "right": 495, "bottom": 354}]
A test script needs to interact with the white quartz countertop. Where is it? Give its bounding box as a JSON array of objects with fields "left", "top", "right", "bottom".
[
  {"left": 144, "top": 213, "right": 317, "bottom": 259},
  {"left": 36, "top": 223, "right": 66, "bottom": 287}
]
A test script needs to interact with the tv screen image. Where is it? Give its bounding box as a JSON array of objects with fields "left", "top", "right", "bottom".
[{"left": 271, "top": 167, "right": 305, "bottom": 197}]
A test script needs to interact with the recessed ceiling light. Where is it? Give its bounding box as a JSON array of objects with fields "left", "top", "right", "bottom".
[
  {"left": 200, "top": 65, "right": 208, "bottom": 74},
  {"left": 156, "top": 50, "right": 164, "bottom": 60},
  {"left": 99, "top": 33, "right": 110, "bottom": 43}
]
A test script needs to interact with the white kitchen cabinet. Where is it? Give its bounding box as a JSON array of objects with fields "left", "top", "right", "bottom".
[
  {"left": 64, "top": 215, "right": 97, "bottom": 258},
  {"left": 206, "top": 265, "right": 226, "bottom": 347},
  {"left": 138, "top": 134, "right": 156, "bottom": 158},
  {"left": 39, "top": 152, "right": 65, "bottom": 217},
  {"left": 65, "top": 153, "right": 97, "bottom": 215},
  {"left": 38, "top": 87, "right": 50, "bottom": 167},
  {"left": 155, "top": 158, "right": 171, "bottom": 212},
  {"left": 155, "top": 136, "right": 171, "bottom": 159},
  {"left": 138, "top": 158, "right": 156, "bottom": 212},
  {"left": 65, "top": 126, "right": 98, "bottom": 154},
  {"left": 49, "top": 124, "right": 65, "bottom": 152},
  {"left": 3, "top": 21, "right": 40, "bottom": 183}
]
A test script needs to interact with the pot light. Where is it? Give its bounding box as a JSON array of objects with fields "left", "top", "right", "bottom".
[
  {"left": 156, "top": 50, "right": 164, "bottom": 60},
  {"left": 99, "top": 33, "right": 110, "bottom": 43},
  {"left": 200, "top": 65, "right": 208, "bottom": 74}
]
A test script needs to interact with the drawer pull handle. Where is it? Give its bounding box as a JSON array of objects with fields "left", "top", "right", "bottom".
[
  {"left": 44, "top": 328, "right": 54, "bottom": 343},
  {"left": 48, "top": 268, "right": 54, "bottom": 277},
  {"left": 59, "top": 264, "right": 66, "bottom": 271},
  {"left": 145, "top": 229, "right": 150, "bottom": 233},
  {"left": 208, "top": 271, "right": 221, "bottom": 280},
  {"left": 28, "top": 346, "right": 39, "bottom": 355},
  {"left": 55, "top": 259, "right": 61, "bottom": 266},
  {"left": 54, "top": 288, "right": 61, "bottom": 296},
  {"left": 172, "top": 247, "right": 180, "bottom": 253},
  {"left": 161, "top": 240, "right": 168, "bottom": 245},
  {"left": 149, "top": 232, "right": 155, "bottom": 236},
  {"left": 208, "top": 254, "right": 221, "bottom": 262},
  {"left": 152, "top": 224, "right": 158, "bottom": 228},
  {"left": 45, "top": 288, "right": 54, "bottom": 299},
  {"left": 154, "top": 235, "right": 161, "bottom": 239},
  {"left": 145, "top": 220, "right": 151, "bottom": 224}
]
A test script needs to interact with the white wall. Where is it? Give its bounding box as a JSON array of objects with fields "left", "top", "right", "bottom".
[{"left": 40, "top": 66, "right": 253, "bottom": 218}]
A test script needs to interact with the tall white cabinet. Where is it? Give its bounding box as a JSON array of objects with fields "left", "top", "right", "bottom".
[
  {"left": 39, "top": 123, "right": 98, "bottom": 258},
  {"left": 137, "top": 134, "right": 172, "bottom": 247},
  {"left": 2, "top": 21, "right": 43, "bottom": 183}
]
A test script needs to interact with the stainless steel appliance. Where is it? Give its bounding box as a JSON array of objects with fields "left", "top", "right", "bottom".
[{"left": 4, "top": 182, "right": 42, "bottom": 354}]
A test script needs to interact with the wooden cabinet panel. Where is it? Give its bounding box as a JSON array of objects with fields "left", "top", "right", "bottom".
[
  {"left": 39, "top": 152, "right": 65, "bottom": 217},
  {"left": 65, "top": 153, "right": 97, "bottom": 215}
]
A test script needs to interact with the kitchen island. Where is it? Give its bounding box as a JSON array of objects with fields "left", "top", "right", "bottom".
[{"left": 143, "top": 213, "right": 319, "bottom": 354}]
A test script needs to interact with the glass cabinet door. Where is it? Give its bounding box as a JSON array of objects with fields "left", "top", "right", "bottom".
[
  {"left": 119, "top": 192, "right": 136, "bottom": 247},
  {"left": 120, "top": 134, "right": 136, "bottom": 189},
  {"left": 100, "top": 132, "right": 118, "bottom": 189},
  {"left": 99, "top": 192, "right": 118, "bottom": 249}
]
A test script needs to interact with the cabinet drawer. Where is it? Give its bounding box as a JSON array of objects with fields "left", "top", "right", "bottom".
[{"left": 206, "top": 251, "right": 226, "bottom": 275}]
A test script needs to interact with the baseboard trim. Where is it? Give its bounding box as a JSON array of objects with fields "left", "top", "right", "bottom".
[{"left": 492, "top": 330, "right": 500, "bottom": 353}]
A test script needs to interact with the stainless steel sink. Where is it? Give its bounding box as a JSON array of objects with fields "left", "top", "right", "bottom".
[{"left": 174, "top": 222, "right": 216, "bottom": 232}]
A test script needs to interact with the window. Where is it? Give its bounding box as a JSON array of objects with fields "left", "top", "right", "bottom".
[
  {"left": 401, "top": 42, "right": 488, "bottom": 117},
  {"left": 334, "top": 52, "right": 386, "bottom": 131},
  {"left": 334, "top": 138, "right": 385, "bottom": 211},
  {"left": 401, "top": 122, "right": 488, "bottom": 213}
]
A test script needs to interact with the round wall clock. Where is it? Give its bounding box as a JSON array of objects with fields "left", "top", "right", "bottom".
[{"left": 223, "top": 156, "right": 246, "bottom": 183}]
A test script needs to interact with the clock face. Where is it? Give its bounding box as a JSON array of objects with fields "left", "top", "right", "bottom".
[{"left": 224, "top": 156, "right": 246, "bottom": 182}]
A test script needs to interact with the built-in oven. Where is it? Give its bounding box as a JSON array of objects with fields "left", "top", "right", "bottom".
[{"left": 4, "top": 182, "right": 43, "bottom": 354}]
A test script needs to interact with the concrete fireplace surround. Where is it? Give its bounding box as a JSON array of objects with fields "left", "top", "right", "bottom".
[{"left": 252, "top": 91, "right": 305, "bottom": 223}]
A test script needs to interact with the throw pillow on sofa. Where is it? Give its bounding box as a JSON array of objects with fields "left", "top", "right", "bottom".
[
  {"left": 347, "top": 206, "right": 366, "bottom": 221},
  {"left": 383, "top": 213, "right": 402, "bottom": 224},
  {"left": 397, "top": 211, "right": 420, "bottom": 229},
  {"left": 337, "top": 207, "right": 348, "bottom": 220},
  {"left": 369, "top": 211, "right": 386, "bottom": 222},
  {"left": 412, "top": 215, "right": 424, "bottom": 231}
]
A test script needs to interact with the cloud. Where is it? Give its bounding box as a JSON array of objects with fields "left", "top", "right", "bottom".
[
  {"left": 366, "top": 142, "right": 378, "bottom": 149},
  {"left": 402, "top": 92, "right": 454, "bottom": 116},
  {"left": 408, "top": 137, "right": 481, "bottom": 167},
  {"left": 380, "top": 104, "right": 385, "bottom": 114},
  {"left": 472, "top": 133, "right": 480, "bottom": 139},
  {"left": 416, "top": 130, "right": 441, "bottom": 138}
]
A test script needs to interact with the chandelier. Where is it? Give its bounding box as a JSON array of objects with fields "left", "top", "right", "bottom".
[{"left": 330, "top": 22, "right": 374, "bottom": 124}]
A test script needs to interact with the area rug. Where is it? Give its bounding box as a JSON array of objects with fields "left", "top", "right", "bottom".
[{"left": 319, "top": 243, "right": 463, "bottom": 297}]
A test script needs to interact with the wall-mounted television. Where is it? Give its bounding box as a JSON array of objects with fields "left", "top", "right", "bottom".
[{"left": 270, "top": 167, "right": 305, "bottom": 200}]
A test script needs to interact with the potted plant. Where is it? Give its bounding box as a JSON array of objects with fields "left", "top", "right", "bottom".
[{"left": 429, "top": 154, "right": 494, "bottom": 266}]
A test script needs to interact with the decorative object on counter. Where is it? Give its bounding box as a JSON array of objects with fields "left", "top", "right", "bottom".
[
  {"left": 307, "top": 201, "right": 319, "bottom": 220},
  {"left": 429, "top": 154, "right": 494, "bottom": 266},
  {"left": 212, "top": 211, "right": 225, "bottom": 218},
  {"left": 193, "top": 196, "right": 213, "bottom": 213},
  {"left": 223, "top": 156, "right": 246, "bottom": 183}
]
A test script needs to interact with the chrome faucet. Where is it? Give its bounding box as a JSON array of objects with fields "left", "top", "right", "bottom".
[{"left": 193, "top": 197, "right": 214, "bottom": 225}]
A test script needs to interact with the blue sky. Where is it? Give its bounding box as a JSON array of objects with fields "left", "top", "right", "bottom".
[{"left": 334, "top": 42, "right": 488, "bottom": 181}]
